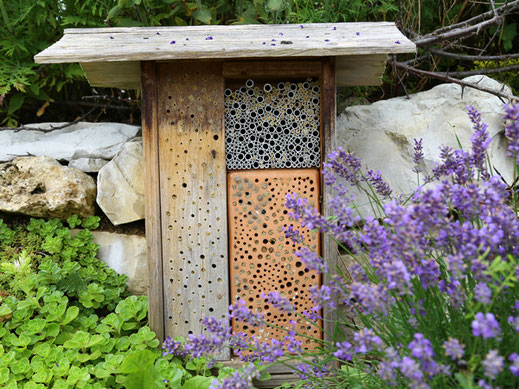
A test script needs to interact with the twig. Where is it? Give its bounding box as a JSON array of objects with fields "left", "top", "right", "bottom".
[
  {"left": 428, "top": 48, "right": 519, "bottom": 62},
  {"left": 391, "top": 57, "right": 518, "bottom": 102},
  {"left": 437, "top": 63, "right": 519, "bottom": 77},
  {"left": 414, "top": 0, "right": 519, "bottom": 46},
  {"left": 420, "top": 0, "right": 519, "bottom": 37}
]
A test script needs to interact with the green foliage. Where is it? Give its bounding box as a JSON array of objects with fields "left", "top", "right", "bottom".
[{"left": 0, "top": 217, "right": 227, "bottom": 388}]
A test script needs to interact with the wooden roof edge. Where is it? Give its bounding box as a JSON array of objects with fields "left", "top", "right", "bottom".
[{"left": 61, "top": 21, "right": 398, "bottom": 34}]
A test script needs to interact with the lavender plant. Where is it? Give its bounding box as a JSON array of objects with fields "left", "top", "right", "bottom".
[{"left": 164, "top": 102, "right": 519, "bottom": 389}]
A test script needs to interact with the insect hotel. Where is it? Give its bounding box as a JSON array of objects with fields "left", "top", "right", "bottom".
[{"left": 35, "top": 23, "right": 415, "bottom": 364}]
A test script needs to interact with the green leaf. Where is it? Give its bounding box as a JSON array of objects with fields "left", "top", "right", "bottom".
[
  {"left": 0, "top": 304, "right": 12, "bottom": 316},
  {"left": 182, "top": 376, "right": 214, "bottom": 389},
  {"left": 106, "top": 5, "right": 122, "bottom": 21},
  {"left": 7, "top": 94, "right": 24, "bottom": 115},
  {"left": 193, "top": 8, "right": 212, "bottom": 24},
  {"left": 258, "top": 370, "right": 271, "bottom": 381},
  {"left": 61, "top": 306, "right": 79, "bottom": 325},
  {"left": 266, "top": 0, "right": 284, "bottom": 11},
  {"left": 0, "top": 367, "right": 9, "bottom": 384},
  {"left": 119, "top": 350, "right": 156, "bottom": 374}
]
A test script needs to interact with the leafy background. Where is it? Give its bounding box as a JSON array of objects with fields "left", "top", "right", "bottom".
[{"left": 0, "top": 0, "right": 517, "bottom": 127}]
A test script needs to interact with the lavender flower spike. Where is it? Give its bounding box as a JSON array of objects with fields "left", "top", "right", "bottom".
[
  {"left": 209, "top": 363, "right": 259, "bottom": 389},
  {"left": 413, "top": 138, "right": 424, "bottom": 173},
  {"left": 504, "top": 102, "right": 519, "bottom": 165},
  {"left": 471, "top": 312, "right": 501, "bottom": 339}
]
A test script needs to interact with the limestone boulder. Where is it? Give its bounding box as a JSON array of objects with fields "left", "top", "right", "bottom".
[
  {"left": 337, "top": 75, "right": 514, "bottom": 215},
  {"left": 0, "top": 156, "right": 96, "bottom": 218},
  {"left": 97, "top": 138, "right": 145, "bottom": 225},
  {"left": 0, "top": 122, "right": 140, "bottom": 171},
  {"left": 91, "top": 231, "right": 148, "bottom": 295}
]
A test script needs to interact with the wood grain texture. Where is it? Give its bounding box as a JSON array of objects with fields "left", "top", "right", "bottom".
[
  {"left": 35, "top": 22, "right": 415, "bottom": 65},
  {"left": 156, "top": 62, "right": 230, "bottom": 359},
  {"left": 81, "top": 61, "right": 140, "bottom": 89},
  {"left": 223, "top": 60, "right": 322, "bottom": 80},
  {"left": 140, "top": 61, "right": 165, "bottom": 341},
  {"left": 321, "top": 57, "right": 339, "bottom": 349},
  {"left": 336, "top": 54, "right": 388, "bottom": 86}
]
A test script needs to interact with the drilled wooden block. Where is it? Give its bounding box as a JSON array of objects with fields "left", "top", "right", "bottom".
[
  {"left": 228, "top": 169, "right": 321, "bottom": 350},
  {"left": 156, "top": 62, "right": 229, "bottom": 358}
]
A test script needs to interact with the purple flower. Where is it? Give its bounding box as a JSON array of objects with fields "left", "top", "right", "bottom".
[
  {"left": 334, "top": 341, "right": 352, "bottom": 360},
  {"left": 205, "top": 36, "right": 213, "bottom": 40},
  {"left": 332, "top": 26, "right": 337, "bottom": 30},
  {"left": 109, "top": 36, "right": 114, "bottom": 39},
  {"left": 261, "top": 291, "right": 294, "bottom": 312},
  {"left": 504, "top": 102, "right": 519, "bottom": 164},
  {"left": 478, "top": 379, "right": 496, "bottom": 389},
  {"left": 443, "top": 338, "right": 464, "bottom": 361},
  {"left": 508, "top": 315, "right": 519, "bottom": 331},
  {"left": 229, "top": 299, "right": 265, "bottom": 327},
  {"left": 509, "top": 353, "right": 519, "bottom": 377},
  {"left": 355, "top": 32, "right": 360, "bottom": 36},
  {"left": 399, "top": 356, "right": 424, "bottom": 382},
  {"left": 279, "top": 33, "right": 283, "bottom": 36},
  {"left": 305, "top": 35, "right": 310, "bottom": 38},
  {"left": 324, "top": 39, "right": 330, "bottom": 42},
  {"left": 395, "top": 40, "right": 401, "bottom": 44},
  {"left": 163, "top": 336, "right": 187, "bottom": 357},
  {"left": 309, "top": 284, "right": 335, "bottom": 310},
  {"left": 186, "top": 37, "right": 189, "bottom": 40},
  {"left": 408, "top": 333, "right": 434, "bottom": 361},
  {"left": 170, "top": 40, "right": 176, "bottom": 44},
  {"left": 295, "top": 247, "right": 328, "bottom": 273},
  {"left": 474, "top": 282, "right": 492, "bottom": 304},
  {"left": 156, "top": 32, "right": 161, "bottom": 35},
  {"left": 472, "top": 312, "right": 501, "bottom": 339},
  {"left": 271, "top": 39, "right": 276, "bottom": 41},
  {"left": 366, "top": 169, "right": 392, "bottom": 198},
  {"left": 354, "top": 329, "right": 382, "bottom": 353},
  {"left": 299, "top": 25, "right": 304, "bottom": 28},
  {"left": 467, "top": 105, "right": 491, "bottom": 172},
  {"left": 483, "top": 350, "right": 504, "bottom": 379},
  {"left": 209, "top": 363, "right": 259, "bottom": 389},
  {"left": 283, "top": 225, "right": 305, "bottom": 243},
  {"left": 413, "top": 138, "right": 424, "bottom": 173}
]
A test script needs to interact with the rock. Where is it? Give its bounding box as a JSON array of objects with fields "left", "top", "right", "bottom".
[
  {"left": 97, "top": 138, "right": 145, "bottom": 225},
  {"left": 91, "top": 231, "right": 148, "bottom": 295},
  {"left": 337, "top": 76, "right": 514, "bottom": 215},
  {"left": 68, "top": 158, "right": 108, "bottom": 173},
  {"left": 0, "top": 122, "right": 140, "bottom": 169},
  {"left": 0, "top": 156, "right": 96, "bottom": 219}
]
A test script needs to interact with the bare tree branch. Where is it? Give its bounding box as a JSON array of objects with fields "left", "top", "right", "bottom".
[
  {"left": 428, "top": 48, "right": 519, "bottom": 62},
  {"left": 390, "top": 57, "right": 518, "bottom": 102},
  {"left": 414, "top": 0, "right": 519, "bottom": 46}
]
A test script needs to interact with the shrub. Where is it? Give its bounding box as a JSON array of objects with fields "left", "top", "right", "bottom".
[
  {"left": 165, "top": 103, "right": 519, "bottom": 389},
  {"left": 0, "top": 216, "right": 229, "bottom": 388}
]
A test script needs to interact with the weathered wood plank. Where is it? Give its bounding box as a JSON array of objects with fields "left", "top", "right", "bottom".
[
  {"left": 336, "top": 54, "right": 388, "bottom": 86},
  {"left": 35, "top": 22, "right": 415, "bottom": 65},
  {"left": 156, "top": 61, "right": 230, "bottom": 359},
  {"left": 140, "top": 61, "right": 165, "bottom": 341},
  {"left": 81, "top": 61, "right": 140, "bottom": 89},
  {"left": 321, "top": 57, "right": 339, "bottom": 353},
  {"left": 223, "top": 60, "right": 322, "bottom": 80}
]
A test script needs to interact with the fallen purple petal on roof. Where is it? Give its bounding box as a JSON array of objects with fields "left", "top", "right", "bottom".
[
  {"left": 156, "top": 32, "right": 160, "bottom": 35},
  {"left": 325, "top": 39, "right": 330, "bottom": 42},
  {"left": 305, "top": 35, "right": 310, "bottom": 38},
  {"left": 279, "top": 33, "right": 284, "bottom": 36},
  {"left": 170, "top": 40, "right": 176, "bottom": 44},
  {"left": 356, "top": 32, "right": 360, "bottom": 36},
  {"left": 271, "top": 43, "right": 276, "bottom": 46},
  {"left": 205, "top": 36, "right": 213, "bottom": 40},
  {"left": 299, "top": 25, "right": 304, "bottom": 28},
  {"left": 395, "top": 40, "right": 401, "bottom": 44},
  {"left": 186, "top": 38, "right": 189, "bottom": 40},
  {"left": 332, "top": 27, "right": 337, "bottom": 30},
  {"left": 110, "top": 36, "right": 114, "bottom": 39}
]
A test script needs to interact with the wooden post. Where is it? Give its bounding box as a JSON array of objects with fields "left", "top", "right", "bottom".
[{"left": 141, "top": 61, "right": 166, "bottom": 341}]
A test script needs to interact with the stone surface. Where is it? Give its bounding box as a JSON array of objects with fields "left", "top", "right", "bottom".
[
  {"left": 0, "top": 122, "right": 140, "bottom": 169},
  {"left": 68, "top": 158, "right": 108, "bottom": 172},
  {"left": 91, "top": 231, "right": 148, "bottom": 295},
  {"left": 71, "top": 230, "right": 148, "bottom": 295},
  {"left": 337, "top": 75, "right": 514, "bottom": 214},
  {"left": 0, "top": 156, "right": 96, "bottom": 219},
  {"left": 96, "top": 138, "right": 145, "bottom": 225}
]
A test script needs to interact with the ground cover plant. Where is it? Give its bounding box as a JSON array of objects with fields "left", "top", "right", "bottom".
[
  {"left": 0, "top": 216, "right": 231, "bottom": 388},
  {"left": 165, "top": 103, "right": 519, "bottom": 389}
]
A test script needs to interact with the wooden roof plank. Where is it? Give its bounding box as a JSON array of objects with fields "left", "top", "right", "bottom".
[{"left": 34, "top": 22, "right": 415, "bottom": 64}]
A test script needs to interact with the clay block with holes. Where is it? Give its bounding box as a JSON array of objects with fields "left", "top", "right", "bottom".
[{"left": 228, "top": 168, "right": 322, "bottom": 352}]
